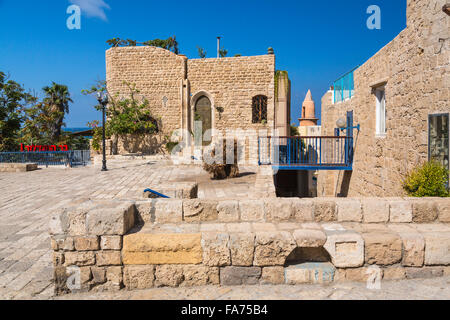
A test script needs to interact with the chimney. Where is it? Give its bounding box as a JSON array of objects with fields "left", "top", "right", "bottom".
[{"left": 217, "top": 36, "right": 222, "bottom": 58}]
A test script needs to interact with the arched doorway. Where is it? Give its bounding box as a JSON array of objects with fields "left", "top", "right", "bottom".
[{"left": 194, "top": 95, "right": 212, "bottom": 146}]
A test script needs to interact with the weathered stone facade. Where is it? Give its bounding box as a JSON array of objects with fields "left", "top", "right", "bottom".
[
  {"left": 106, "top": 47, "right": 290, "bottom": 162},
  {"left": 318, "top": 0, "right": 449, "bottom": 197}
]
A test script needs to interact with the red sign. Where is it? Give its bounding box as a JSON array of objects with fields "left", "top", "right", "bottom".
[{"left": 20, "top": 144, "right": 69, "bottom": 152}]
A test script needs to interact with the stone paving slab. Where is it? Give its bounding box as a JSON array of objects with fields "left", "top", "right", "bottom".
[{"left": 51, "top": 276, "right": 450, "bottom": 300}]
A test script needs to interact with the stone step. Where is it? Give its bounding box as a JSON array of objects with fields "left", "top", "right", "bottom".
[{"left": 0, "top": 163, "right": 38, "bottom": 172}]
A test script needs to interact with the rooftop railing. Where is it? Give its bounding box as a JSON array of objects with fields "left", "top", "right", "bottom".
[{"left": 333, "top": 66, "right": 358, "bottom": 104}]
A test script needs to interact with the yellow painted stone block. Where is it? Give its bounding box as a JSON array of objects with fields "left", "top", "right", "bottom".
[{"left": 122, "top": 233, "right": 202, "bottom": 265}]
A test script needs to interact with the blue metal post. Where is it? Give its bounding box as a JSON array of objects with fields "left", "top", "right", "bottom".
[
  {"left": 287, "top": 138, "right": 291, "bottom": 165},
  {"left": 319, "top": 137, "right": 322, "bottom": 165}
]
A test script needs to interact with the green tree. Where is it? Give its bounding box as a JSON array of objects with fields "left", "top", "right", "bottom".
[
  {"left": 83, "top": 81, "right": 160, "bottom": 151},
  {"left": 42, "top": 82, "right": 73, "bottom": 142},
  {"left": 21, "top": 102, "right": 55, "bottom": 145},
  {"left": 143, "top": 36, "right": 179, "bottom": 54},
  {"left": 219, "top": 47, "right": 228, "bottom": 58},
  {"left": 107, "top": 36, "right": 180, "bottom": 54},
  {"left": 0, "top": 72, "right": 35, "bottom": 151},
  {"left": 197, "top": 46, "right": 207, "bottom": 58}
]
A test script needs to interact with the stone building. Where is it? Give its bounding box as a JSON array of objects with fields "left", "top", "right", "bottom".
[
  {"left": 105, "top": 46, "right": 291, "bottom": 162},
  {"left": 318, "top": 0, "right": 449, "bottom": 197}
]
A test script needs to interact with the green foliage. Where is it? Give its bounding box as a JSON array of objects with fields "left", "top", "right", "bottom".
[
  {"left": 42, "top": 82, "right": 73, "bottom": 142},
  {"left": 0, "top": 72, "right": 36, "bottom": 151},
  {"left": 61, "top": 135, "right": 90, "bottom": 150},
  {"left": 106, "top": 38, "right": 128, "bottom": 47},
  {"left": 165, "top": 141, "right": 179, "bottom": 154},
  {"left": 197, "top": 46, "right": 207, "bottom": 58},
  {"left": 234, "top": 54, "right": 242, "bottom": 57},
  {"left": 275, "top": 70, "right": 289, "bottom": 99},
  {"left": 83, "top": 81, "right": 160, "bottom": 151},
  {"left": 21, "top": 101, "right": 61, "bottom": 146},
  {"left": 290, "top": 124, "right": 299, "bottom": 136},
  {"left": 403, "top": 161, "right": 450, "bottom": 197},
  {"left": 20, "top": 82, "right": 72, "bottom": 146},
  {"left": 219, "top": 47, "right": 228, "bottom": 58},
  {"left": 0, "top": 72, "right": 77, "bottom": 150},
  {"left": 87, "top": 120, "right": 105, "bottom": 152},
  {"left": 107, "top": 37, "right": 179, "bottom": 54}
]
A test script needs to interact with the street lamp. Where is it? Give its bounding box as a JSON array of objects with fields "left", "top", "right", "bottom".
[
  {"left": 336, "top": 117, "right": 361, "bottom": 132},
  {"left": 97, "top": 91, "right": 109, "bottom": 172}
]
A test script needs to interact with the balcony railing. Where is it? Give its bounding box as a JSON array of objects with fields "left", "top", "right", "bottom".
[
  {"left": 333, "top": 67, "right": 358, "bottom": 104},
  {"left": 258, "top": 136, "right": 354, "bottom": 170}
]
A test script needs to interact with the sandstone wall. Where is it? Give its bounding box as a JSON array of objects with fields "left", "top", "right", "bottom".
[
  {"left": 106, "top": 46, "right": 187, "bottom": 136},
  {"left": 188, "top": 55, "right": 275, "bottom": 132},
  {"left": 318, "top": 0, "right": 450, "bottom": 197}
]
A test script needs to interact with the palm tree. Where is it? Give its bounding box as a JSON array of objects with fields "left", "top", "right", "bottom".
[{"left": 42, "top": 82, "right": 72, "bottom": 142}]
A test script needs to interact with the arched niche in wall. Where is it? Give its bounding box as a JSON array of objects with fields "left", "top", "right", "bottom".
[{"left": 190, "top": 90, "right": 215, "bottom": 146}]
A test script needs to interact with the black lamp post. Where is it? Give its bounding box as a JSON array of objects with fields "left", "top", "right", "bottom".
[{"left": 97, "top": 92, "right": 109, "bottom": 172}]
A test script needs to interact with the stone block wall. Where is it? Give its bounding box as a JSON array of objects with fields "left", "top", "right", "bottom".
[
  {"left": 318, "top": 0, "right": 449, "bottom": 197},
  {"left": 51, "top": 197, "right": 450, "bottom": 295},
  {"left": 188, "top": 55, "right": 275, "bottom": 132},
  {"left": 106, "top": 46, "right": 186, "bottom": 136},
  {"left": 113, "top": 134, "right": 166, "bottom": 155},
  {"left": 50, "top": 200, "right": 135, "bottom": 294}
]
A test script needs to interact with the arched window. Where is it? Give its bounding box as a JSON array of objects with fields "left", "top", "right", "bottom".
[{"left": 252, "top": 95, "right": 268, "bottom": 123}]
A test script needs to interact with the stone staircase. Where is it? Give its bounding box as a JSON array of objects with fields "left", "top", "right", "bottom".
[{"left": 50, "top": 197, "right": 450, "bottom": 294}]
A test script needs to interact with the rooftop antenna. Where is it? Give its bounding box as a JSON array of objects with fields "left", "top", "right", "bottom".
[{"left": 217, "top": 36, "right": 222, "bottom": 58}]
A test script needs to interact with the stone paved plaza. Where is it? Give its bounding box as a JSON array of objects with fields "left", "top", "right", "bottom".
[{"left": 0, "top": 160, "right": 258, "bottom": 300}]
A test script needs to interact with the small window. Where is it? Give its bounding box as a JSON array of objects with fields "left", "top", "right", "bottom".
[
  {"left": 429, "top": 113, "right": 449, "bottom": 171},
  {"left": 252, "top": 95, "right": 267, "bottom": 123},
  {"left": 375, "top": 88, "right": 386, "bottom": 136}
]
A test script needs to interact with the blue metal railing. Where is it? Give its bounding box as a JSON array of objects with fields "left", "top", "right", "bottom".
[
  {"left": 0, "top": 150, "right": 90, "bottom": 167},
  {"left": 258, "top": 136, "right": 354, "bottom": 170},
  {"left": 333, "top": 67, "right": 358, "bottom": 104},
  {"left": 143, "top": 189, "right": 170, "bottom": 199}
]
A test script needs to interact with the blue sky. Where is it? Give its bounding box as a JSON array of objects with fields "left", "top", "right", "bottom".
[{"left": 0, "top": 0, "right": 406, "bottom": 127}]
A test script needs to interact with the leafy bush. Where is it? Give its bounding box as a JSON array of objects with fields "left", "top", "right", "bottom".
[
  {"left": 165, "top": 141, "right": 179, "bottom": 154},
  {"left": 402, "top": 161, "right": 449, "bottom": 197},
  {"left": 84, "top": 81, "right": 160, "bottom": 153},
  {"left": 290, "top": 124, "right": 299, "bottom": 136}
]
